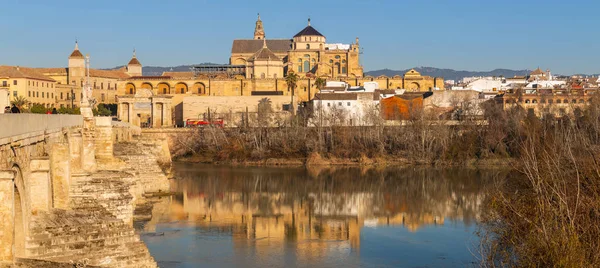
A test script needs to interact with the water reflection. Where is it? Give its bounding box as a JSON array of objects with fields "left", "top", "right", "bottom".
[{"left": 140, "top": 164, "right": 502, "bottom": 268}]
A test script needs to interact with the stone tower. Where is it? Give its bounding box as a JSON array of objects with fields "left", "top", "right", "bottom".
[
  {"left": 68, "top": 41, "right": 85, "bottom": 85},
  {"left": 126, "top": 49, "right": 142, "bottom": 76},
  {"left": 254, "top": 13, "right": 265, "bottom": 40}
]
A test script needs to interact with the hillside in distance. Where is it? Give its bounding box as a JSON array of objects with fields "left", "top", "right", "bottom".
[
  {"left": 365, "top": 67, "right": 532, "bottom": 81},
  {"left": 107, "top": 65, "right": 596, "bottom": 81}
]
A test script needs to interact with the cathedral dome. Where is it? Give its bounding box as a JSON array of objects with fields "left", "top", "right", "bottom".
[{"left": 293, "top": 18, "right": 324, "bottom": 37}]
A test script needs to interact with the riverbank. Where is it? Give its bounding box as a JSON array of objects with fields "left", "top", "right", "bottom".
[{"left": 176, "top": 151, "right": 514, "bottom": 168}]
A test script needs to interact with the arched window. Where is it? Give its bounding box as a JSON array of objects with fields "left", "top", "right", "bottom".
[
  {"left": 163, "top": 89, "right": 167, "bottom": 94},
  {"left": 306, "top": 44, "right": 310, "bottom": 49},
  {"left": 335, "top": 62, "right": 341, "bottom": 74},
  {"left": 329, "top": 59, "right": 333, "bottom": 64},
  {"left": 304, "top": 61, "right": 310, "bottom": 72},
  {"left": 181, "top": 88, "right": 185, "bottom": 94},
  {"left": 335, "top": 55, "right": 341, "bottom": 60}
]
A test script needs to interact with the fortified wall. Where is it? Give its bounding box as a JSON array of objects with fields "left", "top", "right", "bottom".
[{"left": 0, "top": 114, "right": 171, "bottom": 267}]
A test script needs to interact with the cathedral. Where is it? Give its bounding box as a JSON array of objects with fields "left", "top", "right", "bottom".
[{"left": 230, "top": 15, "right": 364, "bottom": 79}]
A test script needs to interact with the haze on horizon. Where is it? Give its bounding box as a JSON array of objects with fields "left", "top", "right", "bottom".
[{"left": 0, "top": 0, "right": 598, "bottom": 75}]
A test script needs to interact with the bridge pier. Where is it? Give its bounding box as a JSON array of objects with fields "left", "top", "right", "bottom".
[
  {"left": 50, "top": 143, "right": 70, "bottom": 209},
  {"left": 0, "top": 171, "right": 15, "bottom": 262},
  {"left": 29, "top": 158, "right": 51, "bottom": 214}
]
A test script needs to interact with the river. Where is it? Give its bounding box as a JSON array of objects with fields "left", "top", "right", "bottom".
[{"left": 136, "top": 163, "right": 503, "bottom": 268}]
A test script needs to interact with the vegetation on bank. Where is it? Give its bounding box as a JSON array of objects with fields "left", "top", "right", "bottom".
[
  {"left": 171, "top": 97, "right": 600, "bottom": 266},
  {"left": 9, "top": 96, "right": 117, "bottom": 116},
  {"left": 479, "top": 98, "right": 600, "bottom": 267}
]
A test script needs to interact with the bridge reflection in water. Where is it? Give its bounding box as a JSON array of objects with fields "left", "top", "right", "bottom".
[{"left": 139, "top": 164, "right": 502, "bottom": 267}]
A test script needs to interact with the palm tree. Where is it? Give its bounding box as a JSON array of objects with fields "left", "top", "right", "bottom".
[
  {"left": 11, "top": 96, "right": 29, "bottom": 110},
  {"left": 285, "top": 72, "right": 299, "bottom": 115},
  {"left": 315, "top": 77, "right": 326, "bottom": 92}
]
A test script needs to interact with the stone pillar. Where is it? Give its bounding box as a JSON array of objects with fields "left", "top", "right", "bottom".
[
  {"left": 69, "top": 131, "right": 82, "bottom": 172},
  {"left": 94, "top": 117, "right": 114, "bottom": 158},
  {"left": 0, "top": 171, "right": 14, "bottom": 261},
  {"left": 151, "top": 99, "right": 160, "bottom": 128},
  {"left": 29, "top": 158, "right": 51, "bottom": 213},
  {"left": 81, "top": 116, "right": 97, "bottom": 173},
  {"left": 50, "top": 143, "right": 70, "bottom": 209}
]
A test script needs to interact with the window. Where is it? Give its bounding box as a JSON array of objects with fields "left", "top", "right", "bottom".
[
  {"left": 329, "top": 60, "right": 333, "bottom": 64},
  {"left": 556, "top": 99, "right": 561, "bottom": 104},
  {"left": 13, "top": 80, "right": 17, "bottom": 85},
  {"left": 81, "top": 81, "right": 83, "bottom": 87},
  {"left": 335, "top": 55, "right": 341, "bottom": 59},
  {"left": 342, "top": 67, "right": 347, "bottom": 74},
  {"left": 303, "top": 61, "right": 310, "bottom": 72},
  {"left": 94, "top": 82, "right": 96, "bottom": 89},
  {"left": 163, "top": 89, "right": 167, "bottom": 94},
  {"left": 306, "top": 44, "right": 310, "bottom": 49},
  {"left": 36, "top": 82, "right": 38, "bottom": 86},
  {"left": 36, "top": 92, "right": 39, "bottom": 97},
  {"left": 42, "top": 92, "right": 45, "bottom": 98},
  {"left": 261, "top": 73, "right": 265, "bottom": 79},
  {"left": 72, "top": 80, "right": 75, "bottom": 85},
  {"left": 1, "top": 81, "right": 6, "bottom": 87},
  {"left": 101, "top": 83, "right": 103, "bottom": 89},
  {"left": 60, "top": 92, "right": 63, "bottom": 99},
  {"left": 51, "top": 93, "right": 54, "bottom": 99},
  {"left": 28, "top": 81, "right": 30, "bottom": 86},
  {"left": 13, "top": 91, "right": 17, "bottom": 97},
  {"left": 327, "top": 103, "right": 331, "bottom": 107},
  {"left": 180, "top": 88, "right": 185, "bottom": 94},
  {"left": 101, "top": 93, "right": 105, "bottom": 101},
  {"left": 338, "top": 102, "right": 342, "bottom": 106},
  {"left": 60, "top": 104, "right": 64, "bottom": 108},
  {"left": 129, "top": 88, "right": 134, "bottom": 94},
  {"left": 28, "top": 91, "right": 31, "bottom": 97},
  {"left": 347, "top": 102, "right": 351, "bottom": 106},
  {"left": 304, "top": 87, "right": 307, "bottom": 92}
]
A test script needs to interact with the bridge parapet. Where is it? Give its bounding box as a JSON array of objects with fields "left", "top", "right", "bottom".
[{"left": 0, "top": 114, "right": 83, "bottom": 142}]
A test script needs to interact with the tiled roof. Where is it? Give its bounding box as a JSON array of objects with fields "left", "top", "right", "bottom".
[
  {"left": 249, "top": 45, "right": 280, "bottom": 61},
  {"left": 89, "top": 69, "right": 130, "bottom": 79},
  {"left": 231, "top": 39, "right": 292, "bottom": 54},
  {"left": 35, "top": 67, "right": 68, "bottom": 74},
  {"left": 314, "top": 93, "right": 357, "bottom": 101},
  {"left": 530, "top": 68, "right": 545, "bottom": 75},
  {"left": 69, "top": 49, "right": 84, "bottom": 58},
  {"left": 294, "top": 25, "right": 324, "bottom": 37},
  {"left": 128, "top": 57, "right": 141, "bottom": 66},
  {"left": 0, "top": 66, "right": 55, "bottom": 81},
  {"left": 161, "top": 71, "right": 194, "bottom": 78}
]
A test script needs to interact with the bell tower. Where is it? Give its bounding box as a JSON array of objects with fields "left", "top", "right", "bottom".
[{"left": 254, "top": 13, "right": 265, "bottom": 40}]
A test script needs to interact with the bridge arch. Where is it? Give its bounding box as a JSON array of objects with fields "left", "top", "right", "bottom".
[{"left": 11, "top": 164, "right": 26, "bottom": 257}]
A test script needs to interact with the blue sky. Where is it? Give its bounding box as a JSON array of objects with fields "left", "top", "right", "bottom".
[{"left": 0, "top": 0, "right": 598, "bottom": 74}]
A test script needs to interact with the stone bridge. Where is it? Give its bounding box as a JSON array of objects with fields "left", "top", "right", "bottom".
[{"left": 0, "top": 114, "right": 170, "bottom": 267}]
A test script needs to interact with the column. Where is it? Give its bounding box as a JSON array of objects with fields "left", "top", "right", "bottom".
[
  {"left": 50, "top": 143, "right": 70, "bottom": 209},
  {"left": 0, "top": 171, "right": 14, "bottom": 261},
  {"left": 29, "top": 158, "right": 51, "bottom": 213}
]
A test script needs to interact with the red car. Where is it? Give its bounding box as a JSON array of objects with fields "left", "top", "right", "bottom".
[{"left": 186, "top": 118, "right": 224, "bottom": 128}]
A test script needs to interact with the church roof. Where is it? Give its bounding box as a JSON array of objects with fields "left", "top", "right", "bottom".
[
  {"left": 162, "top": 71, "right": 194, "bottom": 78},
  {"left": 0, "top": 66, "right": 56, "bottom": 82},
  {"left": 128, "top": 57, "right": 141, "bottom": 66},
  {"left": 249, "top": 43, "right": 280, "bottom": 61},
  {"left": 35, "top": 67, "right": 68, "bottom": 75},
  {"left": 69, "top": 49, "right": 84, "bottom": 58},
  {"left": 294, "top": 25, "right": 324, "bottom": 38},
  {"left": 231, "top": 39, "right": 292, "bottom": 54},
  {"left": 530, "top": 67, "right": 545, "bottom": 75},
  {"left": 89, "top": 69, "right": 130, "bottom": 79}
]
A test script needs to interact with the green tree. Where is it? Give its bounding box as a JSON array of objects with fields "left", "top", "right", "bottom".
[
  {"left": 29, "top": 104, "right": 48, "bottom": 114},
  {"left": 10, "top": 96, "right": 29, "bottom": 110},
  {"left": 314, "top": 77, "right": 326, "bottom": 92},
  {"left": 285, "top": 72, "right": 299, "bottom": 115},
  {"left": 93, "top": 104, "right": 112, "bottom": 116}
]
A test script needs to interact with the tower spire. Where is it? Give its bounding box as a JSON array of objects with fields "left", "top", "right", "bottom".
[
  {"left": 74, "top": 40, "right": 79, "bottom": 50},
  {"left": 254, "top": 13, "right": 265, "bottom": 40},
  {"left": 308, "top": 17, "right": 311, "bottom": 26},
  {"left": 133, "top": 48, "right": 136, "bottom": 58}
]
